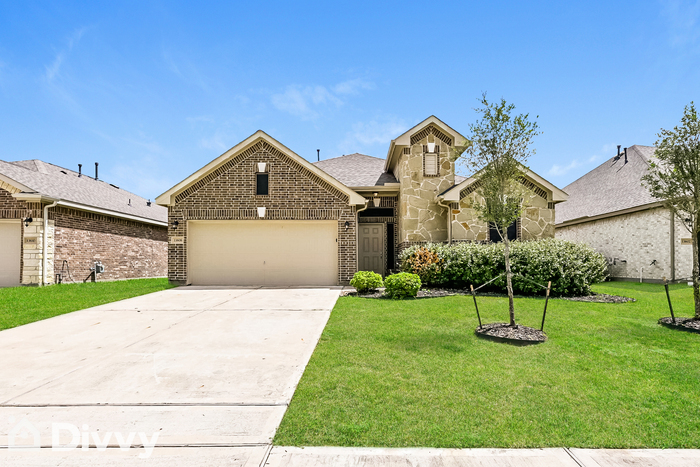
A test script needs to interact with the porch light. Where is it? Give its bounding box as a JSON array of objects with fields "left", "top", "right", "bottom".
[
  {"left": 373, "top": 193, "right": 380, "bottom": 207},
  {"left": 257, "top": 162, "right": 267, "bottom": 173},
  {"left": 171, "top": 220, "right": 179, "bottom": 229},
  {"left": 344, "top": 220, "right": 350, "bottom": 231},
  {"left": 257, "top": 207, "right": 266, "bottom": 218},
  {"left": 24, "top": 217, "right": 33, "bottom": 228}
]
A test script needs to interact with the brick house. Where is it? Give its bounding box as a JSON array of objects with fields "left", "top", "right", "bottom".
[
  {"left": 0, "top": 159, "right": 167, "bottom": 287},
  {"left": 556, "top": 145, "right": 692, "bottom": 282},
  {"left": 156, "top": 116, "right": 567, "bottom": 286}
]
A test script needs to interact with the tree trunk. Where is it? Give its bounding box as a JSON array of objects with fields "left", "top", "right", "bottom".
[
  {"left": 694, "top": 231, "right": 700, "bottom": 320},
  {"left": 504, "top": 237, "right": 516, "bottom": 326}
]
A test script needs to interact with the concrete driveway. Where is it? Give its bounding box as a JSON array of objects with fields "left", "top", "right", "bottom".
[{"left": 0, "top": 286, "right": 340, "bottom": 465}]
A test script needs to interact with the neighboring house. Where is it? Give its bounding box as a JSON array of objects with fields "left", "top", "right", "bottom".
[
  {"left": 156, "top": 116, "right": 567, "bottom": 286},
  {"left": 555, "top": 145, "right": 693, "bottom": 282},
  {"left": 0, "top": 159, "right": 168, "bottom": 287}
]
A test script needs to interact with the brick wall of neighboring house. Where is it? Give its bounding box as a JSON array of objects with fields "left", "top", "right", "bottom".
[
  {"left": 556, "top": 206, "right": 692, "bottom": 282},
  {"left": 168, "top": 139, "right": 357, "bottom": 285},
  {"left": 51, "top": 207, "right": 167, "bottom": 282}
]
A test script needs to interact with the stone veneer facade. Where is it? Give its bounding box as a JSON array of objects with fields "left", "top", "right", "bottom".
[
  {"left": 396, "top": 126, "right": 455, "bottom": 247},
  {"left": 167, "top": 140, "right": 357, "bottom": 285},
  {"left": 556, "top": 206, "right": 693, "bottom": 282},
  {"left": 451, "top": 189, "right": 555, "bottom": 242},
  {"left": 0, "top": 185, "right": 167, "bottom": 285}
]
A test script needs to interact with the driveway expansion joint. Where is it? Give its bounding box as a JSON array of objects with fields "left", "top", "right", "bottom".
[{"left": 565, "top": 447, "right": 587, "bottom": 467}]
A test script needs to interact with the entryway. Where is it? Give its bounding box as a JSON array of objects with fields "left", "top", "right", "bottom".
[{"left": 358, "top": 223, "right": 384, "bottom": 276}]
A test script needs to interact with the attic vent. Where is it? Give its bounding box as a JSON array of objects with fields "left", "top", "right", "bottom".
[
  {"left": 410, "top": 126, "right": 453, "bottom": 146},
  {"left": 110, "top": 184, "right": 119, "bottom": 189},
  {"left": 424, "top": 153, "right": 438, "bottom": 176},
  {"left": 60, "top": 170, "right": 67, "bottom": 174}
]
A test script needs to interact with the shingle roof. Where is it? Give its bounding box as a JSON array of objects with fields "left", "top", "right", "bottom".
[
  {"left": 0, "top": 159, "right": 167, "bottom": 223},
  {"left": 313, "top": 153, "right": 398, "bottom": 187},
  {"left": 555, "top": 145, "right": 659, "bottom": 225}
]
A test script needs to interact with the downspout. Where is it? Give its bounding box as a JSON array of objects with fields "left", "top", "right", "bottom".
[
  {"left": 42, "top": 200, "right": 60, "bottom": 286},
  {"left": 355, "top": 199, "right": 370, "bottom": 273},
  {"left": 670, "top": 210, "right": 676, "bottom": 282},
  {"left": 437, "top": 198, "right": 452, "bottom": 245}
]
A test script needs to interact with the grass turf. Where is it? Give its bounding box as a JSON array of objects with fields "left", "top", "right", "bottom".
[
  {"left": 274, "top": 282, "right": 700, "bottom": 448},
  {"left": 0, "top": 278, "right": 175, "bottom": 331}
]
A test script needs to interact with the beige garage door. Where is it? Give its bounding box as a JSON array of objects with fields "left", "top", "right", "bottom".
[
  {"left": 0, "top": 220, "right": 21, "bottom": 287},
  {"left": 188, "top": 220, "right": 338, "bottom": 286}
]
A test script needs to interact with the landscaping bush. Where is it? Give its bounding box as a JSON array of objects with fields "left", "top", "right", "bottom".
[
  {"left": 399, "top": 238, "right": 607, "bottom": 297},
  {"left": 384, "top": 273, "right": 422, "bottom": 299},
  {"left": 350, "top": 271, "right": 384, "bottom": 293}
]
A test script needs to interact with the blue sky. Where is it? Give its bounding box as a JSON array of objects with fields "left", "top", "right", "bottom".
[{"left": 1, "top": 1, "right": 698, "bottom": 200}]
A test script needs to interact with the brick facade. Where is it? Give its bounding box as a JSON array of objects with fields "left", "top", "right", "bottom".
[
  {"left": 168, "top": 139, "right": 357, "bottom": 285},
  {"left": 556, "top": 206, "right": 693, "bottom": 282},
  {"left": 1, "top": 186, "right": 167, "bottom": 286},
  {"left": 51, "top": 207, "right": 167, "bottom": 282}
]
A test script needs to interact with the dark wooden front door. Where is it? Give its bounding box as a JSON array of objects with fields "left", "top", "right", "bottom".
[{"left": 358, "top": 223, "right": 384, "bottom": 276}]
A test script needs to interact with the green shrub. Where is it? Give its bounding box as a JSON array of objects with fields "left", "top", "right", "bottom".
[
  {"left": 350, "top": 271, "right": 384, "bottom": 293},
  {"left": 399, "top": 239, "right": 608, "bottom": 297},
  {"left": 384, "top": 273, "right": 422, "bottom": 299}
]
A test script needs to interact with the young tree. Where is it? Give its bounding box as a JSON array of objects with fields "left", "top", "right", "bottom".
[
  {"left": 453, "top": 94, "right": 540, "bottom": 326},
  {"left": 642, "top": 102, "right": 700, "bottom": 319}
]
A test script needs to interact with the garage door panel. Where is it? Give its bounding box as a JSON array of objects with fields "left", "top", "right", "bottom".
[
  {"left": 0, "top": 221, "right": 21, "bottom": 287},
  {"left": 188, "top": 220, "right": 338, "bottom": 286}
]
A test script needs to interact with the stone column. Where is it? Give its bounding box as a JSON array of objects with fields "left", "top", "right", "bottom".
[{"left": 21, "top": 218, "right": 55, "bottom": 285}]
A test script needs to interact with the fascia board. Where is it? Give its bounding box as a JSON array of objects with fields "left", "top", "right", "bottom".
[
  {"left": 57, "top": 200, "right": 168, "bottom": 227},
  {"left": 524, "top": 169, "right": 569, "bottom": 202},
  {"left": 438, "top": 177, "right": 476, "bottom": 202},
  {"left": 351, "top": 185, "right": 401, "bottom": 193},
  {"left": 555, "top": 201, "right": 665, "bottom": 228},
  {"left": 0, "top": 173, "right": 35, "bottom": 193},
  {"left": 12, "top": 193, "right": 59, "bottom": 203}
]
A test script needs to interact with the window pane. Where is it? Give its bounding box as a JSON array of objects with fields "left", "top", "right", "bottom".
[{"left": 256, "top": 173, "right": 269, "bottom": 195}]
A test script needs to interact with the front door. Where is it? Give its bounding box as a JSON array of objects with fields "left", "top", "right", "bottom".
[{"left": 358, "top": 223, "right": 384, "bottom": 276}]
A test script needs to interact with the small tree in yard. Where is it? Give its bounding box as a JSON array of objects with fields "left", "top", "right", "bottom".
[
  {"left": 453, "top": 94, "right": 540, "bottom": 326},
  {"left": 642, "top": 102, "right": 700, "bottom": 320}
]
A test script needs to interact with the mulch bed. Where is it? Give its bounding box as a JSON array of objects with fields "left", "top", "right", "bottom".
[
  {"left": 564, "top": 293, "right": 635, "bottom": 303},
  {"left": 475, "top": 322, "right": 547, "bottom": 346},
  {"left": 658, "top": 317, "right": 700, "bottom": 334},
  {"left": 343, "top": 288, "right": 633, "bottom": 303}
]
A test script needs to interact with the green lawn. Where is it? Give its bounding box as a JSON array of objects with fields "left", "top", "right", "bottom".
[
  {"left": 275, "top": 282, "right": 700, "bottom": 448},
  {"left": 0, "top": 278, "right": 175, "bottom": 331}
]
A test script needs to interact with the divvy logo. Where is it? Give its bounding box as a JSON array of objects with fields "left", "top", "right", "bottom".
[{"left": 6, "top": 417, "right": 160, "bottom": 458}]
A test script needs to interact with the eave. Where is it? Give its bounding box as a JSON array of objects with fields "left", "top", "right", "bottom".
[{"left": 555, "top": 201, "right": 665, "bottom": 228}]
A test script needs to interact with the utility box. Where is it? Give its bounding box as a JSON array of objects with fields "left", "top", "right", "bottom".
[{"left": 94, "top": 262, "right": 105, "bottom": 274}]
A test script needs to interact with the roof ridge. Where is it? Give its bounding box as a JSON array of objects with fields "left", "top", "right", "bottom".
[{"left": 315, "top": 153, "right": 383, "bottom": 163}]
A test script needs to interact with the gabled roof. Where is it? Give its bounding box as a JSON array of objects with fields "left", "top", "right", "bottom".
[
  {"left": 156, "top": 130, "right": 367, "bottom": 206},
  {"left": 555, "top": 145, "right": 659, "bottom": 225},
  {"left": 313, "top": 153, "right": 398, "bottom": 188},
  {"left": 438, "top": 166, "right": 568, "bottom": 203},
  {"left": 384, "top": 116, "right": 468, "bottom": 172},
  {"left": 0, "top": 159, "right": 167, "bottom": 225}
]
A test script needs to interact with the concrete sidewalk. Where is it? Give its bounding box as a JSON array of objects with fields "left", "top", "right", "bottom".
[
  {"left": 264, "top": 447, "right": 700, "bottom": 466},
  {"left": 3, "top": 446, "right": 698, "bottom": 465}
]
